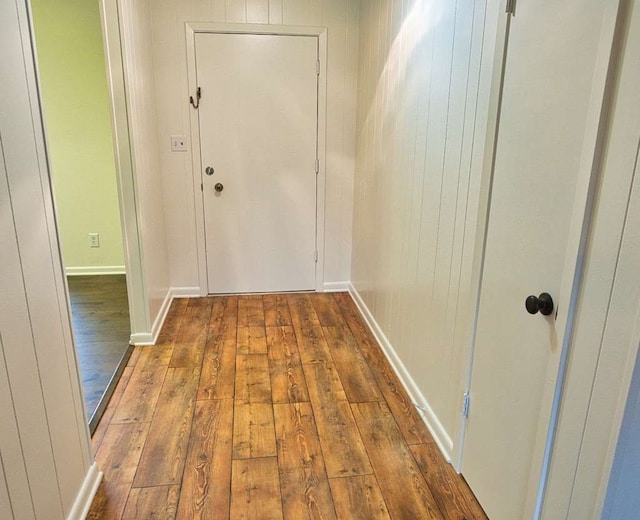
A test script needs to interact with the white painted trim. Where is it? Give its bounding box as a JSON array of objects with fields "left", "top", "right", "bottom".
[
  {"left": 170, "top": 286, "right": 201, "bottom": 298},
  {"left": 348, "top": 283, "right": 454, "bottom": 460},
  {"left": 99, "top": 0, "right": 152, "bottom": 341},
  {"left": 66, "top": 462, "right": 102, "bottom": 520},
  {"left": 129, "top": 332, "right": 154, "bottom": 346},
  {"left": 185, "top": 22, "right": 328, "bottom": 295},
  {"left": 322, "top": 281, "right": 349, "bottom": 292},
  {"left": 65, "top": 265, "right": 126, "bottom": 276}
]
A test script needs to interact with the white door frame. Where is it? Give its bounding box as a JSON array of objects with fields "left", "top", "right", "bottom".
[
  {"left": 454, "top": 0, "right": 627, "bottom": 517},
  {"left": 186, "top": 22, "right": 328, "bottom": 296},
  {"left": 98, "top": 0, "right": 153, "bottom": 343}
]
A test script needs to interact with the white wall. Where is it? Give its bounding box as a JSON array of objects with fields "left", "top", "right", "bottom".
[
  {"left": 149, "top": 0, "right": 359, "bottom": 292},
  {"left": 118, "top": 0, "right": 172, "bottom": 325},
  {"left": 0, "top": 0, "right": 99, "bottom": 517},
  {"left": 351, "top": 0, "right": 490, "bottom": 451}
]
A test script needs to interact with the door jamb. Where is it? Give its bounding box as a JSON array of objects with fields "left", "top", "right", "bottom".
[
  {"left": 186, "top": 22, "right": 328, "bottom": 295},
  {"left": 98, "top": 0, "right": 151, "bottom": 342}
]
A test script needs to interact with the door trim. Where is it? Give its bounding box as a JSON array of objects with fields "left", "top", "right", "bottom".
[{"left": 186, "top": 23, "right": 328, "bottom": 296}]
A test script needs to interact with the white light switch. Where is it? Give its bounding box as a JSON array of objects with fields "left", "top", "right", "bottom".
[{"left": 170, "top": 135, "right": 188, "bottom": 152}]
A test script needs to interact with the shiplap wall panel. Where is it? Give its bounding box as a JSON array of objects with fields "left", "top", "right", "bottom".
[
  {"left": 151, "top": 0, "right": 359, "bottom": 290},
  {"left": 119, "top": 0, "right": 172, "bottom": 321},
  {"left": 352, "top": 0, "right": 488, "bottom": 442}
]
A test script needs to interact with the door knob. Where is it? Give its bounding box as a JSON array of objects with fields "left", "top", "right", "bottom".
[
  {"left": 205, "top": 166, "right": 215, "bottom": 176},
  {"left": 214, "top": 183, "right": 224, "bottom": 193},
  {"left": 525, "top": 293, "right": 554, "bottom": 316}
]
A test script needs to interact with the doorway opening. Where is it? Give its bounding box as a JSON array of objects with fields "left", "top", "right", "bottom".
[{"left": 30, "top": 0, "right": 132, "bottom": 432}]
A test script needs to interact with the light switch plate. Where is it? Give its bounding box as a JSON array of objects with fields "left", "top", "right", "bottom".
[{"left": 170, "top": 135, "right": 188, "bottom": 152}]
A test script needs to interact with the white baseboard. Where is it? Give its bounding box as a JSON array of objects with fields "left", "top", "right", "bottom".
[
  {"left": 66, "top": 265, "right": 126, "bottom": 276},
  {"left": 323, "top": 281, "right": 350, "bottom": 292},
  {"left": 66, "top": 462, "right": 102, "bottom": 520},
  {"left": 170, "top": 286, "right": 201, "bottom": 298},
  {"left": 348, "top": 283, "right": 454, "bottom": 460}
]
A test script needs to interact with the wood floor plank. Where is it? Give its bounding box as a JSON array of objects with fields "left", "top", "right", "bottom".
[
  {"left": 331, "top": 293, "right": 378, "bottom": 350},
  {"left": 126, "top": 347, "right": 141, "bottom": 368},
  {"left": 156, "top": 298, "right": 189, "bottom": 345},
  {"left": 235, "top": 354, "right": 272, "bottom": 403},
  {"left": 267, "top": 326, "right": 309, "bottom": 404},
  {"left": 177, "top": 399, "right": 234, "bottom": 520},
  {"left": 303, "top": 362, "right": 348, "bottom": 402},
  {"left": 198, "top": 320, "right": 236, "bottom": 400},
  {"left": 210, "top": 295, "right": 238, "bottom": 328},
  {"left": 133, "top": 366, "right": 200, "bottom": 487},
  {"left": 351, "top": 401, "right": 443, "bottom": 520},
  {"left": 88, "top": 423, "right": 150, "bottom": 520},
  {"left": 288, "top": 294, "right": 321, "bottom": 330},
  {"left": 111, "top": 364, "right": 167, "bottom": 424},
  {"left": 232, "top": 401, "right": 277, "bottom": 459},
  {"left": 329, "top": 475, "right": 391, "bottom": 520},
  {"left": 311, "top": 293, "right": 347, "bottom": 327},
  {"left": 170, "top": 298, "right": 213, "bottom": 367},
  {"left": 323, "top": 326, "right": 383, "bottom": 403},
  {"left": 296, "top": 325, "right": 333, "bottom": 365},
  {"left": 360, "top": 346, "right": 435, "bottom": 445},
  {"left": 263, "top": 294, "right": 292, "bottom": 326},
  {"left": 237, "top": 326, "right": 268, "bottom": 355},
  {"left": 123, "top": 485, "right": 180, "bottom": 519},
  {"left": 304, "top": 363, "right": 371, "bottom": 478},
  {"left": 230, "top": 458, "right": 283, "bottom": 520},
  {"left": 238, "top": 295, "right": 265, "bottom": 327},
  {"left": 92, "top": 366, "right": 133, "bottom": 455},
  {"left": 410, "top": 443, "right": 488, "bottom": 520},
  {"left": 137, "top": 343, "right": 175, "bottom": 368},
  {"left": 273, "top": 403, "right": 337, "bottom": 520}
]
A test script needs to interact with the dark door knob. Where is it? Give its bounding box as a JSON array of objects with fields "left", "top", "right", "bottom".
[
  {"left": 525, "top": 293, "right": 554, "bottom": 316},
  {"left": 205, "top": 166, "right": 214, "bottom": 176},
  {"left": 214, "top": 183, "right": 224, "bottom": 193}
]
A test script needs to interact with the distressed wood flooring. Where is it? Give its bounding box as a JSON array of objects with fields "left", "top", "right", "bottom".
[{"left": 89, "top": 292, "right": 487, "bottom": 520}]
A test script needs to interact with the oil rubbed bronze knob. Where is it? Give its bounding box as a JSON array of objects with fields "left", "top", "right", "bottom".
[
  {"left": 525, "top": 293, "right": 554, "bottom": 316},
  {"left": 214, "top": 183, "right": 224, "bottom": 193}
]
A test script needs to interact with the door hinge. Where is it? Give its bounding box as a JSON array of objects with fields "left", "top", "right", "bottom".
[
  {"left": 506, "top": 0, "right": 516, "bottom": 15},
  {"left": 462, "top": 392, "right": 471, "bottom": 417},
  {"left": 316, "top": 59, "right": 320, "bottom": 76},
  {"left": 314, "top": 250, "right": 318, "bottom": 262},
  {"left": 200, "top": 182, "right": 203, "bottom": 192},
  {"left": 315, "top": 158, "right": 319, "bottom": 174}
]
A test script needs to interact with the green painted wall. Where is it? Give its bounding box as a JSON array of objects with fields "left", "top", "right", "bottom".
[{"left": 31, "top": 0, "right": 125, "bottom": 272}]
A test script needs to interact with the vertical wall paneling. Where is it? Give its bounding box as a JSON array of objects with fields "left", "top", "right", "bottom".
[
  {"left": 226, "top": 0, "right": 247, "bottom": 22},
  {"left": 150, "top": 0, "right": 359, "bottom": 292},
  {"left": 247, "top": 0, "right": 269, "bottom": 23},
  {"left": 351, "top": 0, "right": 489, "bottom": 454},
  {"left": 269, "top": 0, "right": 283, "bottom": 24},
  {"left": 0, "top": 0, "right": 98, "bottom": 517}
]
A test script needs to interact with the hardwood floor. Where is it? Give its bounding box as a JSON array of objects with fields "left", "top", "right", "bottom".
[
  {"left": 67, "top": 275, "right": 131, "bottom": 426},
  {"left": 89, "top": 292, "right": 487, "bottom": 520}
]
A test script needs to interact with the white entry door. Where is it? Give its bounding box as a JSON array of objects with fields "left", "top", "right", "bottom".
[
  {"left": 462, "top": 2, "right": 609, "bottom": 519},
  {"left": 195, "top": 33, "right": 318, "bottom": 294}
]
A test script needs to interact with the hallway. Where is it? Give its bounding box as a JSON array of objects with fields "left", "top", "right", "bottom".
[{"left": 88, "top": 293, "right": 486, "bottom": 519}]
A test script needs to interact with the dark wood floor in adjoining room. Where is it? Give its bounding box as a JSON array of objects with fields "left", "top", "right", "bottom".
[
  {"left": 88, "top": 292, "right": 487, "bottom": 520},
  {"left": 68, "top": 275, "right": 131, "bottom": 420}
]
